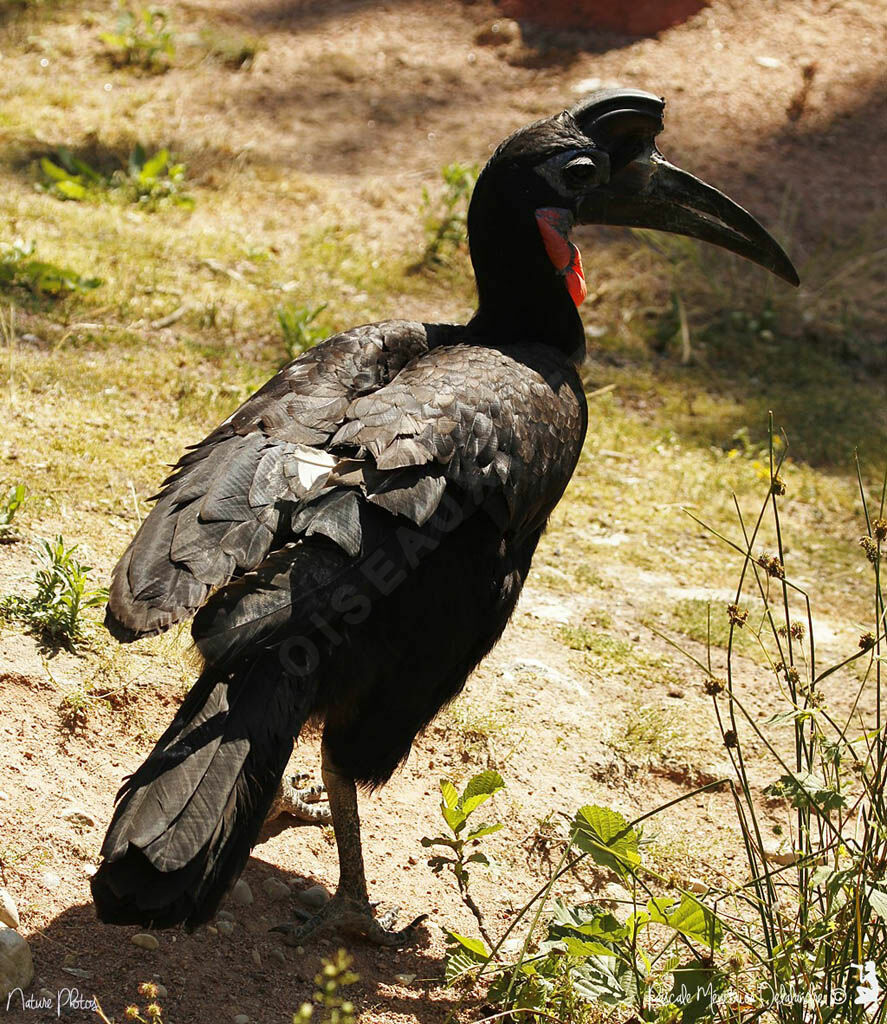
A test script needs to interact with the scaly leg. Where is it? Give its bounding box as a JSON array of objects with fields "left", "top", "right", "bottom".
[{"left": 274, "top": 743, "right": 427, "bottom": 947}]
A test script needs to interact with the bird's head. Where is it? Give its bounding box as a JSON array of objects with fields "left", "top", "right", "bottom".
[{"left": 470, "top": 89, "right": 798, "bottom": 316}]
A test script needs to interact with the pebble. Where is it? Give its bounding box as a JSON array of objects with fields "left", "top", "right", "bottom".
[
  {"left": 205, "top": 925, "right": 219, "bottom": 937},
  {"left": 234, "top": 1015, "right": 250, "bottom": 1023},
  {"left": 131, "top": 933, "right": 159, "bottom": 951},
  {"left": 61, "top": 806, "right": 97, "bottom": 828},
  {"left": 41, "top": 871, "right": 61, "bottom": 892},
  {"left": 217, "top": 919, "right": 235, "bottom": 937},
  {"left": 155, "top": 984, "right": 168, "bottom": 998},
  {"left": 0, "top": 890, "right": 19, "bottom": 930},
  {"left": 268, "top": 947, "right": 286, "bottom": 964},
  {"left": 83, "top": 864, "right": 98, "bottom": 878},
  {"left": 0, "top": 791, "right": 9, "bottom": 801},
  {"left": 0, "top": 924, "right": 33, "bottom": 1001},
  {"left": 297, "top": 885, "right": 330, "bottom": 909},
  {"left": 686, "top": 877, "right": 709, "bottom": 894},
  {"left": 755, "top": 55, "right": 783, "bottom": 68},
  {"left": 262, "top": 877, "right": 291, "bottom": 902},
  {"left": 394, "top": 972, "right": 416, "bottom": 985},
  {"left": 251, "top": 949, "right": 262, "bottom": 967},
  {"left": 230, "top": 879, "right": 253, "bottom": 907},
  {"left": 216, "top": 910, "right": 235, "bottom": 923}
]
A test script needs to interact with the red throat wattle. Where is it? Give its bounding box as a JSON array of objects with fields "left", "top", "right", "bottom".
[{"left": 535, "top": 207, "right": 587, "bottom": 307}]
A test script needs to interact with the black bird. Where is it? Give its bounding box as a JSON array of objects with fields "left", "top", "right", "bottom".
[{"left": 92, "top": 90, "right": 797, "bottom": 944}]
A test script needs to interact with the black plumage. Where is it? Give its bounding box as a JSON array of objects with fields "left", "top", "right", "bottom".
[{"left": 93, "top": 90, "right": 797, "bottom": 940}]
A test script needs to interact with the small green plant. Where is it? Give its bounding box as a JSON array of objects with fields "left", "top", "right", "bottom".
[
  {"left": 293, "top": 949, "right": 358, "bottom": 1024},
  {"left": 0, "top": 483, "right": 27, "bottom": 542},
  {"left": 418, "top": 162, "right": 477, "bottom": 268},
  {"left": 100, "top": 3, "right": 175, "bottom": 71},
  {"left": 1, "top": 536, "right": 107, "bottom": 648},
  {"left": 277, "top": 302, "right": 328, "bottom": 361},
  {"left": 39, "top": 145, "right": 193, "bottom": 209},
  {"left": 0, "top": 240, "right": 101, "bottom": 296},
  {"left": 422, "top": 770, "right": 504, "bottom": 946}
]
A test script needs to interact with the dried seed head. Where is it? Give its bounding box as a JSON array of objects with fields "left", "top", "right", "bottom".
[
  {"left": 125, "top": 1009, "right": 140, "bottom": 1021},
  {"left": 860, "top": 536, "right": 880, "bottom": 565},
  {"left": 146, "top": 1005, "right": 163, "bottom": 1021},
  {"left": 859, "top": 632, "right": 876, "bottom": 651},
  {"left": 723, "top": 729, "right": 739, "bottom": 748},
  {"left": 806, "top": 691, "right": 824, "bottom": 708},
  {"left": 727, "top": 603, "right": 749, "bottom": 627},
  {"left": 786, "top": 666, "right": 800, "bottom": 685},
  {"left": 873, "top": 518, "right": 887, "bottom": 542},
  {"left": 777, "top": 624, "right": 788, "bottom": 637},
  {"left": 757, "top": 553, "right": 785, "bottom": 578},
  {"left": 771, "top": 477, "right": 786, "bottom": 496},
  {"left": 138, "top": 984, "right": 158, "bottom": 1000},
  {"left": 790, "top": 621, "right": 806, "bottom": 640},
  {"left": 704, "top": 677, "right": 726, "bottom": 696}
]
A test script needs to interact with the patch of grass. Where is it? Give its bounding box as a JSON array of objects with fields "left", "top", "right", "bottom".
[
  {"left": 1, "top": 536, "right": 107, "bottom": 649},
  {"left": 667, "top": 597, "right": 756, "bottom": 655},
  {"left": 609, "top": 701, "right": 697, "bottom": 764},
  {"left": 0, "top": 239, "right": 102, "bottom": 296},
  {"left": 99, "top": 2, "right": 175, "bottom": 71},
  {"left": 277, "top": 301, "right": 329, "bottom": 362},
  {"left": 417, "top": 162, "right": 477, "bottom": 269},
  {"left": 0, "top": 483, "right": 27, "bottom": 542},
  {"left": 38, "top": 144, "right": 193, "bottom": 209}
]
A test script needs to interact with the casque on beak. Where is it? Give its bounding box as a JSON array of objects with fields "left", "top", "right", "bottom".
[{"left": 570, "top": 89, "right": 800, "bottom": 287}]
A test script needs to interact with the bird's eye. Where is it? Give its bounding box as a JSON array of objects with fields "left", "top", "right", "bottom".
[{"left": 562, "top": 156, "right": 603, "bottom": 189}]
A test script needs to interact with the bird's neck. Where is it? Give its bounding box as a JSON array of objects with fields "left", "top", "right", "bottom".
[{"left": 465, "top": 178, "right": 585, "bottom": 360}]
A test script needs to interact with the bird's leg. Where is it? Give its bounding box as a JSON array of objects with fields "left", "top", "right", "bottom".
[
  {"left": 273, "top": 743, "right": 426, "bottom": 947},
  {"left": 267, "top": 772, "right": 331, "bottom": 826}
]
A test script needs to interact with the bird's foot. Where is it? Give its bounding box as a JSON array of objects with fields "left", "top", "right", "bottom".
[
  {"left": 268, "top": 774, "right": 332, "bottom": 825},
  {"left": 273, "top": 892, "right": 427, "bottom": 948}
]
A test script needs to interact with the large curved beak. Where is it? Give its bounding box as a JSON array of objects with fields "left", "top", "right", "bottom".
[{"left": 577, "top": 152, "right": 799, "bottom": 286}]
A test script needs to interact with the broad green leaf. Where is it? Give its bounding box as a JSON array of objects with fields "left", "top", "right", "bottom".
[
  {"left": 765, "top": 709, "right": 815, "bottom": 726},
  {"left": 460, "top": 770, "right": 504, "bottom": 815},
  {"left": 649, "top": 894, "right": 723, "bottom": 948},
  {"left": 561, "top": 935, "right": 617, "bottom": 958},
  {"left": 571, "top": 805, "right": 641, "bottom": 877},
  {"left": 141, "top": 148, "right": 170, "bottom": 182},
  {"left": 55, "top": 180, "right": 87, "bottom": 201},
  {"left": 448, "top": 932, "right": 489, "bottom": 959},
  {"left": 441, "top": 804, "right": 465, "bottom": 834},
  {"left": 465, "top": 851, "right": 489, "bottom": 866},
  {"left": 129, "top": 143, "right": 147, "bottom": 175},
  {"left": 465, "top": 822, "right": 503, "bottom": 841},
  {"left": 439, "top": 779, "right": 458, "bottom": 808},
  {"left": 671, "top": 960, "right": 727, "bottom": 1024},
  {"left": 549, "top": 901, "right": 628, "bottom": 943},
  {"left": 40, "top": 157, "right": 69, "bottom": 182},
  {"left": 570, "top": 956, "right": 630, "bottom": 1005}
]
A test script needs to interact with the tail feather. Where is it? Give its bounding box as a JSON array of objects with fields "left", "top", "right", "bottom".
[{"left": 91, "top": 651, "right": 315, "bottom": 927}]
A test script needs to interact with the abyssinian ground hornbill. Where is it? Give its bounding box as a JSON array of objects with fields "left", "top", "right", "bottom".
[{"left": 93, "top": 90, "right": 798, "bottom": 944}]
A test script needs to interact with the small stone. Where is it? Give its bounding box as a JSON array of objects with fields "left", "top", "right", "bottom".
[
  {"left": 41, "top": 870, "right": 61, "bottom": 892},
  {"left": 755, "top": 55, "right": 783, "bottom": 68},
  {"left": 155, "top": 984, "right": 168, "bottom": 998},
  {"left": 262, "top": 877, "right": 291, "bottom": 902},
  {"left": 61, "top": 806, "right": 97, "bottom": 828},
  {"left": 251, "top": 948, "right": 262, "bottom": 967},
  {"left": 0, "top": 924, "right": 34, "bottom": 1001},
  {"left": 83, "top": 864, "right": 98, "bottom": 878},
  {"left": 297, "top": 885, "right": 330, "bottom": 909},
  {"left": 217, "top": 919, "right": 235, "bottom": 936},
  {"left": 667, "top": 687, "right": 685, "bottom": 699},
  {"left": 205, "top": 925, "right": 219, "bottom": 937},
  {"left": 686, "top": 877, "right": 708, "bottom": 894},
  {"left": 394, "top": 972, "right": 416, "bottom": 985},
  {"left": 230, "top": 879, "right": 253, "bottom": 907},
  {"left": 0, "top": 791, "right": 9, "bottom": 801},
  {"left": 0, "top": 891, "right": 19, "bottom": 930},
  {"left": 268, "top": 947, "right": 286, "bottom": 964},
  {"left": 234, "top": 1015, "right": 250, "bottom": 1024},
  {"left": 39, "top": 987, "right": 55, "bottom": 1002},
  {"left": 216, "top": 910, "right": 235, "bottom": 922},
  {"left": 131, "top": 933, "right": 159, "bottom": 951}
]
